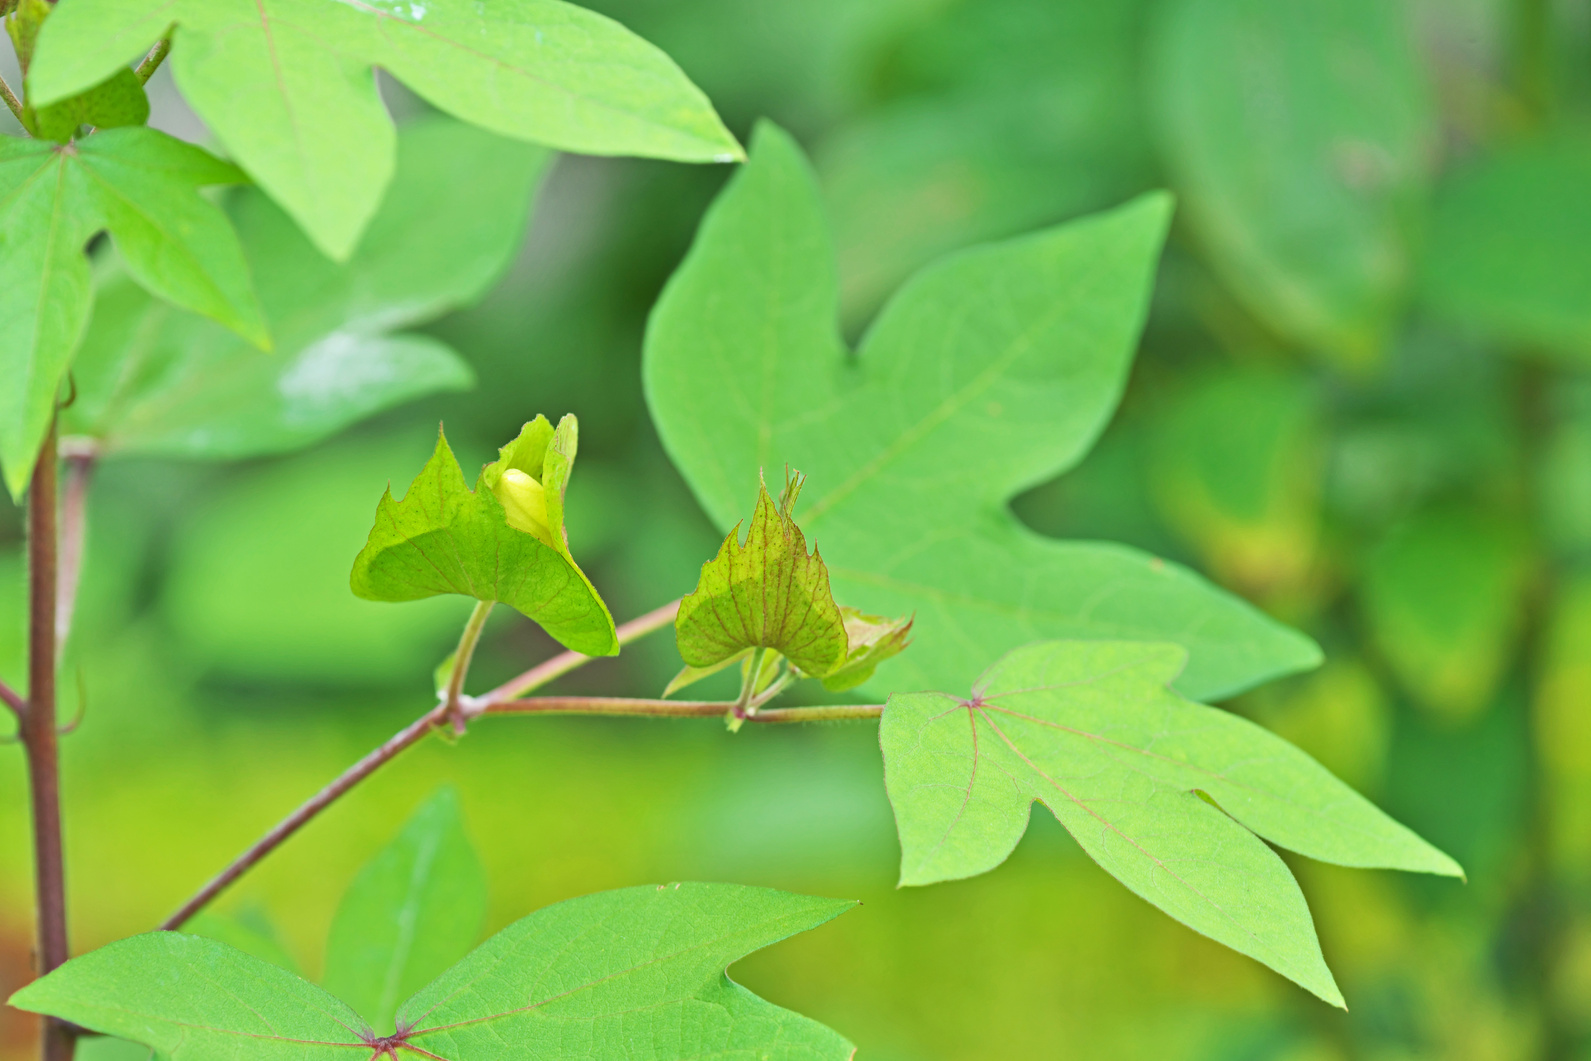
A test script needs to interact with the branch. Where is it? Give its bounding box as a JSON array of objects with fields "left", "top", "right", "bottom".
[
  {"left": 0, "top": 73, "right": 25, "bottom": 126},
  {"left": 23, "top": 419, "right": 74, "bottom": 1061},
  {"left": 134, "top": 37, "right": 172, "bottom": 84},
  {"left": 0, "top": 678, "right": 23, "bottom": 720},
  {"left": 443, "top": 601, "right": 493, "bottom": 734},
  {"left": 160, "top": 598, "right": 681, "bottom": 930},
  {"left": 483, "top": 598, "right": 680, "bottom": 702},
  {"left": 474, "top": 696, "right": 884, "bottom": 724}
]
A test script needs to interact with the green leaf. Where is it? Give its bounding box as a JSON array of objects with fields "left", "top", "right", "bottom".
[
  {"left": 350, "top": 417, "right": 618, "bottom": 657},
  {"left": 820, "top": 607, "right": 913, "bottom": 692},
  {"left": 676, "top": 474, "right": 848, "bottom": 677},
  {"left": 30, "top": 67, "right": 149, "bottom": 143},
  {"left": 323, "top": 787, "right": 487, "bottom": 1036},
  {"left": 185, "top": 910, "right": 301, "bottom": 975},
  {"left": 1362, "top": 510, "right": 1532, "bottom": 721},
  {"left": 880, "top": 640, "right": 1463, "bottom": 1005},
  {"left": 30, "top": 0, "right": 742, "bottom": 260},
  {"left": 644, "top": 121, "right": 1320, "bottom": 702},
  {"left": 63, "top": 118, "right": 545, "bottom": 461},
  {"left": 1148, "top": 0, "right": 1432, "bottom": 370},
  {"left": 1419, "top": 134, "right": 1591, "bottom": 362},
  {"left": 0, "top": 127, "right": 263, "bottom": 498},
  {"left": 10, "top": 884, "right": 855, "bottom": 1059}
]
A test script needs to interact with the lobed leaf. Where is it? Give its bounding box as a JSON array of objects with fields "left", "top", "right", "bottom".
[
  {"left": 323, "top": 787, "right": 487, "bottom": 1036},
  {"left": 880, "top": 640, "right": 1462, "bottom": 1005},
  {"left": 0, "top": 127, "right": 264, "bottom": 498},
  {"left": 63, "top": 118, "right": 545, "bottom": 462},
  {"left": 30, "top": 0, "right": 742, "bottom": 259},
  {"left": 10, "top": 884, "right": 856, "bottom": 1060},
  {"left": 675, "top": 475, "right": 848, "bottom": 677},
  {"left": 645, "top": 121, "right": 1320, "bottom": 701},
  {"left": 349, "top": 417, "right": 618, "bottom": 656}
]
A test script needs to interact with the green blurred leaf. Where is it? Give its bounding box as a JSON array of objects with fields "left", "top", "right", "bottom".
[
  {"left": 29, "top": 0, "right": 741, "bottom": 259},
  {"left": 1148, "top": 367, "right": 1323, "bottom": 600},
  {"left": 1150, "top": 0, "right": 1433, "bottom": 369},
  {"left": 351, "top": 417, "right": 618, "bottom": 657},
  {"left": 675, "top": 474, "right": 848, "bottom": 677},
  {"left": 10, "top": 885, "right": 855, "bottom": 1058},
  {"left": 64, "top": 118, "right": 548, "bottom": 461},
  {"left": 1363, "top": 510, "right": 1532, "bottom": 720},
  {"left": 1419, "top": 134, "right": 1591, "bottom": 362},
  {"left": 323, "top": 787, "right": 486, "bottom": 1036},
  {"left": 1536, "top": 574, "right": 1591, "bottom": 869},
  {"left": 29, "top": 67, "right": 149, "bottom": 142},
  {"left": 0, "top": 127, "right": 264, "bottom": 497},
  {"left": 881, "top": 640, "right": 1461, "bottom": 1005},
  {"left": 645, "top": 121, "right": 1320, "bottom": 701}
]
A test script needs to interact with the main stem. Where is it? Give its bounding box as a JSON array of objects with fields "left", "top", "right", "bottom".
[{"left": 24, "top": 421, "right": 73, "bottom": 1061}]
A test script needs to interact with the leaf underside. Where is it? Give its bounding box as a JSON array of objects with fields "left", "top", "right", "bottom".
[
  {"left": 29, "top": 0, "right": 743, "bottom": 260},
  {"left": 644, "top": 120, "right": 1321, "bottom": 702},
  {"left": 9, "top": 884, "right": 857, "bottom": 1060},
  {"left": 880, "top": 640, "right": 1463, "bottom": 1006},
  {"left": 350, "top": 417, "right": 618, "bottom": 657}
]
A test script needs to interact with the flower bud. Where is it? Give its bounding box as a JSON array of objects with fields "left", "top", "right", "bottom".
[{"left": 495, "top": 468, "right": 555, "bottom": 547}]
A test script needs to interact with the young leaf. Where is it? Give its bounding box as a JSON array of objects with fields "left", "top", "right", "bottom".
[
  {"left": 29, "top": 0, "right": 742, "bottom": 259},
  {"left": 0, "top": 127, "right": 265, "bottom": 498},
  {"left": 10, "top": 884, "right": 856, "bottom": 1059},
  {"left": 323, "top": 787, "right": 487, "bottom": 1036},
  {"left": 880, "top": 640, "right": 1462, "bottom": 1006},
  {"left": 820, "top": 608, "right": 913, "bottom": 692},
  {"left": 645, "top": 121, "right": 1320, "bottom": 702},
  {"left": 350, "top": 417, "right": 619, "bottom": 657},
  {"left": 676, "top": 475, "right": 848, "bottom": 677},
  {"left": 62, "top": 118, "right": 545, "bottom": 461},
  {"left": 1149, "top": 0, "right": 1433, "bottom": 369}
]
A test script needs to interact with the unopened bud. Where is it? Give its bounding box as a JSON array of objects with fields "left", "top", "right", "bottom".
[{"left": 495, "top": 468, "right": 555, "bottom": 547}]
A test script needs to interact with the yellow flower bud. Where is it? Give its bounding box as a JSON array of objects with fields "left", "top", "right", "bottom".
[{"left": 495, "top": 468, "right": 555, "bottom": 547}]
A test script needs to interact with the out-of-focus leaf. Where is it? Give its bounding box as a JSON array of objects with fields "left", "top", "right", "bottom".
[
  {"left": 1536, "top": 574, "right": 1591, "bottom": 871},
  {"left": 675, "top": 475, "right": 848, "bottom": 677},
  {"left": 1540, "top": 384, "right": 1591, "bottom": 553},
  {"left": 0, "top": 127, "right": 264, "bottom": 497},
  {"left": 1362, "top": 510, "right": 1532, "bottom": 720},
  {"left": 1420, "top": 135, "right": 1591, "bottom": 362},
  {"left": 29, "top": 67, "right": 149, "bottom": 142},
  {"left": 161, "top": 438, "right": 468, "bottom": 684},
  {"left": 9, "top": 885, "right": 856, "bottom": 1059},
  {"left": 323, "top": 787, "right": 486, "bottom": 1036},
  {"left": 64, "top": 118, "right": 548, "bottom": 461},
  {"left": 185, "top": 910, "right": 300, "bottom": 975},
  {"left": 350, "top": 418, "right": 618, "bottom": 657},
  {"left": 29, "top": 0, "right": 741, "bottom": 259},
  {"left": 881, "top": 640, "right": 1460, "bottom": 1005},
  {"left": 1148, "top": 367, "right": 1323, "bottom": 601},
  {"left": 1150, "top": 0, "right": 1434, "bottom": 370},
  {"left": 645, "top": 121, "right": 1320, "bottom": 701}
]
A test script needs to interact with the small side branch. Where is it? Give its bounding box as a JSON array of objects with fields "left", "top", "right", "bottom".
[
  {"left": 134, "top": 37, "right": 172, "bottom": 84},
  {"left": 475, "top": 696, "right": 883, "bottom": 724},
  {"left": 0, "top": 74, "right": 25, "bottom": 126},
  {"left": 0, "top": 678, "right": 23, "bottom": 720}
]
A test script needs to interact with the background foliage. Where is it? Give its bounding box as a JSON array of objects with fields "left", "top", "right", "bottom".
[{"left": 3, "top": 0, "right": 1589, "bottom": 1058}]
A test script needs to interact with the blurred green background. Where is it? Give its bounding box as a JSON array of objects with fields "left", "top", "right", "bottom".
[{"left": 4, "top": 0, "right": 1591, "bottom": 1057}]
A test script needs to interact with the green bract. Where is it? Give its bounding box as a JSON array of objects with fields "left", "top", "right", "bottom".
[
  {"left": 645, "top": 120, "right": 1320, "bottom": 701},
  {"left": 29, "top": 0, "right": 743, "bottom": 260},
  {"left": 9, "top": 882, "right": 856, "bottom": 1059},
  {"left": 350, "top": 416, "right": 618, "bottom": 657},
  {"left": 880, "top": 640, "right": 1462, "bottom": 1006},
  {"left": 0, "top": 127, "right": 267, "bottom": 498},
  {"left": 62, "top": 118, "right": 544, "bottom": 463},
  {"left": 675, "top": 475, "right": 848, "bottom": 678}
]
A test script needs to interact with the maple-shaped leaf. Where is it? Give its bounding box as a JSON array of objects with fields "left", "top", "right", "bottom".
[
  {"left": 9, "top": 884, "right": 856, "bottom": 1059},
  {"left": 0, "top": 127, "right": 268, "bottom": 498},
  {"left": 645, "top": 121, "right": 1321, "bottom": 703},
  {"left": 675, "top": 474, "right": 848, "bottom": 678},
  {"left": 880, "top": 640, "right": 1462, "bottom": 1006},
  {"left": 28, "top": 0, "right": 742, "bottom": 260},
  {"left": 350, "top": 416, "right": 618, "bottom": 656}
]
